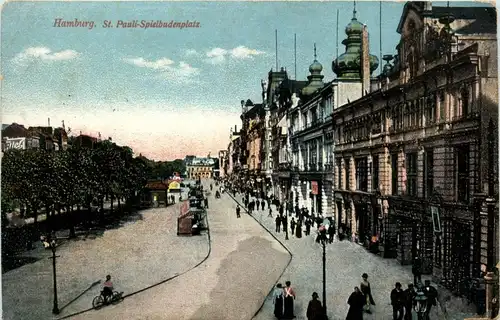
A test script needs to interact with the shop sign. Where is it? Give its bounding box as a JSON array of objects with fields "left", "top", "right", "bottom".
[
  {"left": 5, "top": 137, "right": 26, "bottom": 150},
  {"left": 311, "top": 181, "right": 318, "bottom": 195}
]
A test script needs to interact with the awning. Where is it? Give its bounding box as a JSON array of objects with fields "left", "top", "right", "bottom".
[{"left": 168, "top": 181, "right": 181, "bottom": 190}]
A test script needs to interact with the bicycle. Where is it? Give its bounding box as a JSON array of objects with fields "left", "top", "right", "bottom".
[{"left": 92, "top": 290, "right": 124, "bottom": 309}]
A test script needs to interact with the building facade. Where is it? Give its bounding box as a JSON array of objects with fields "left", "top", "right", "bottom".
[
  {"left": 333, "top": 1, "right": 497, "bottom": 298},
  {"left": 185, "top": 157, "right": 216, "bottom": 179}
]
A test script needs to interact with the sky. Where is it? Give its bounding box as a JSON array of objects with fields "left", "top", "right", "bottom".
[{"left": 1, "top": 1, "right": 493, "bottom": 160}]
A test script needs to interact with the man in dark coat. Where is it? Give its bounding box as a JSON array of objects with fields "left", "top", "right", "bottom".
[
  {"left": 296, "top": 220, "right": 302, "bottom": 238},
  {"left": 290, "top": 218, "right": 296, "bottom": 236},
  {"left": 423, "top": 280, "right": 438, "bottom": 320},
  {"left": 391, "top": 282, "right": 405, "bottom": 320},
  {"left": 305, "top": 219, "right": 311, "bottom": 236},
  {"left": 279, "top": 205, "right": 284, "bottom": 217},
  {"left": 282, "top": 215, "right": 288, "bottom": 232},
  {"left": 236, "top": 206, "right": 241, "bottom": 218},
  {"left": 346, "top": 287, "right": 365, "bottom": 320},
  {"left": 403, "top": 283, "right": 415, "bottom": 320},
  {"left": 275, "top": 215, "right": 281, "bottom": 232},
  {"left": 262, "top": 199, "right": 266, "bottom": 210},
  {"left": 307, "top": 292, "right": 324, "bottom": 320}
]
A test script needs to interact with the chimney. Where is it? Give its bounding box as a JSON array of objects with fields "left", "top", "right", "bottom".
[
  {"left": 361, "top": 25, "right": 370, "bottom": 96},
  {"left": 235, "top": 125, "right": 237, "bottom": 133},
  {"left": 48, "top": 117, "right": 51, "bottom": 127}
]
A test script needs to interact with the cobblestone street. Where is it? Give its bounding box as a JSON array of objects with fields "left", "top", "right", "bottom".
[
  {"left": 69, "top": 182, "right": 290, "bottom": 320},
  {"left": 228, "top": 194, "right": 477, "bottom": 320}
]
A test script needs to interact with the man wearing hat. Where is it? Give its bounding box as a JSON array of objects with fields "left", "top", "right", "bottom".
[{"left": 306, "top": 292, "right": 325, "bottom": 320}]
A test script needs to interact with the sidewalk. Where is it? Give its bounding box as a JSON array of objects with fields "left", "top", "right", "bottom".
[
  {"left": 69, "top": 180, "right": 291, "bottom": 320},
  {"left": 228, "top": 193, "right": 477, "bottom": 320},
  {"left": 2, "top": 198, "right": 207, "bottom": 320}
]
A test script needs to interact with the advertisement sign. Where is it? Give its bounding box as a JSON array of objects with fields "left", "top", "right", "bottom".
[
  {"left": 311, "top": 181, "right": 319, "bottom": 195},
  {"left": 5, "top": 138, "right": 26, "bottom": 150}
]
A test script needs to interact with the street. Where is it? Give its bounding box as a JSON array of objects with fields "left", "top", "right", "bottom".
[{"left": 68, "top": 182, "right": 290, "bottom": 320}]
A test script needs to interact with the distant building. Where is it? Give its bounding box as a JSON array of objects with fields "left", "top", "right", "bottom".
[{"left": 185, "top": 156, "right": 216, "bottom": 179}]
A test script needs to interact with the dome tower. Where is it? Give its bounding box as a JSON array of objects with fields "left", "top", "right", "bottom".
[{"left": 301, "top": 43, "right": 325, "bottom": 96}]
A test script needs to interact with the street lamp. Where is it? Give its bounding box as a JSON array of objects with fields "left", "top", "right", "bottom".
[
  {"left": 42, "top": 234, "right": 60, "bottom": 314},
  {"left": 413, "top": 286, "right": 428, "bottom": 320},
  {"left": 282, "top": 184, "right": 289, "bottom": 240},
  {"left": 316, "top": 225, "right": 329, "bottom": 319}
]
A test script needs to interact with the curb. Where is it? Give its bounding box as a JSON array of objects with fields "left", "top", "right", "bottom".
[
  {"left": 224, "top": 192, "right": 293, "bottom": 319},
  {"left": 56, "top": 207, "right": 212, "bottom": 320}
]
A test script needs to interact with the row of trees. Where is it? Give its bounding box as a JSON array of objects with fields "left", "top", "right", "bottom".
[{"left": 1, "top": 140, "right": 151, "bottom": 235}]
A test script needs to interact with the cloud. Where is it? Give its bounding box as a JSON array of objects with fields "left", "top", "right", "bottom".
[
  {"left": 184, "top": 49, "right": 200, "bottom": 57},
  {"left": 123, "top": 57, "right": 200, "bottom": 84},
  {"left": 13, "top": 47, "right": 80, "bottom": 65},
  {"left": 204, "top": 46, "right": 265, "bottom": 64}
]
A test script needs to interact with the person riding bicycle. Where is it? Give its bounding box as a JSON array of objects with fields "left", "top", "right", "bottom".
[{"left": 102, "top": 275, "right": 114, "bottom": 302}]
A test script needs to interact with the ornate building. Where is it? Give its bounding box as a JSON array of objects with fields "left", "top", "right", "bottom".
[
  {"left": 332, "top": 6, "right": 380, "bottom": 243},
  {"left": 289, "top": 46, "right": 336, "bottom": 217},
  {"left": 333, "top": 1, "right": 497, "bottom": 299}
]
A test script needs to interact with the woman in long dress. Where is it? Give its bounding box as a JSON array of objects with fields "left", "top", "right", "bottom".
[
  {"left": 346, "top": 287, "right": 365, "bottom": 320},
  {"left": 273, "top": 283, "right": 284, "bottom": 319},
  {"left": 283, "top": 281, "right": 296, "bottom": 319},
  {"left": 360, "top": 273, "right": 375, "bottom": 313}
]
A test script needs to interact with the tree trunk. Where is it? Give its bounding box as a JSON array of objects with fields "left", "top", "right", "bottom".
[
  {"left": 117, "top": 197, "right": 121, "bottom": 213},
  {"left": 110, "top": 194, "right": 114, "bottom": 214},
  {"left": 69, "top": 206, "right": 76, "bottom": 238},
  {"left": 33, "top": 206, "right": 38, "bottom": 228}
]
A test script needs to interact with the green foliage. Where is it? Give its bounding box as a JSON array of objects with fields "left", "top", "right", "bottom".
[
  {"left": 147, "top": 159, "right": 186, "bottom": 180},
  {"left": 1, "top": 142, "right": 150, "bottom": 222}
]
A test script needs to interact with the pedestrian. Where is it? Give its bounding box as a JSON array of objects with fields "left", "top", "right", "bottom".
[
  {"left": 296, "top": 219, "right": 302, "bottom": 238},
  {"left": 283, "top": 281, "right": 296, "bottom": 319},
  {"left": 307, "top": 292, "right": 325, "bottom": 320},
  {"left": 305, "top": 218, "right": 311, "bottom": 236},
  {"left": 204, "top": 197, "right": 209, "bottom": 209},
  {"left": 262, "top": 199, "right": 266, "bottom": 211},
  {"left": 273, "top": 283, "right": 285, "bottom": 319},
  {"left": 328, "top": 222, "right": 335, "bottom": 243},
  {"left": 346, "top": 286, "right": 365, "bottom": 320},
  {"left": 279, "top": 205, "right": 284, "bottom": 217},
  {"left": 412, "top": 256, "right": 422, "bottom": 285},
  {"left": 282, "top": 215, "right": 288, "bottom": 232},
  {"left": 423, "top": 280, "right": 438, "bottom": 320},
  {"left": 290, "top": 218, "right": 296, "bottom": 236},
  {"left": 236, "top": 206, "right": 241, "bottom": 218},
  {"left": 391, "top": 282, "right": 405, "bottom": 320},
  {"left": 360, "top": 273, "right": 375, "bottom": 314},
  {"left": 275, "top": 215, "right": 281, "bottom": 232},
  {"left": 403, "top": 283, "right": 415, "bottom": 320}
]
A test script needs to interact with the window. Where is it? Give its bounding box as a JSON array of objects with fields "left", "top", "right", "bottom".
[
  {"left": 345, "top": 159, "right": 351, "bottom": 190},
  {"left": 337, "top": 159, "right": 342, "bottom": 189},
  {"left": 391, "top": 153, "right": 399, "bottom": 194},
  {"left": 371, "top": 112, "right": 381, "bottom": 135},
  {"left": 311, "top": 107, "right": 318, "bottom": 126},
  {"left": 455, "top": 144, "right": 470, "bottom": 203},
  {"left": 406, "top": 153, "right": 418, "bottom": 197},
  {"left": 426, "top": 94, "right": 436, "bottom": 125},
  {"left": 439, "top": 91, "right": 445, "bottom": 121},
  {"left": 355, "top": 157, "right": 368, "bottom": 192},
  {"left": 372, "top": 155, "right": 379, "bottom": 191},
  {"left": 424, "top": 149, "right": 434, "bottom": 198},
  {"left": 459, "top": 87, "right": 470, "bottom": 119}
]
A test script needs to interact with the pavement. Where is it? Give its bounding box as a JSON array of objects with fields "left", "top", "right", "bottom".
[
  {"left": 227, "top": 193, "right": 478, "bottom": 320},
  {"left": 2, "top": 189, "right": 212, "bottom": 320},
  {"left": 65, "top": 181, "right": 291, "bottom": 320}
]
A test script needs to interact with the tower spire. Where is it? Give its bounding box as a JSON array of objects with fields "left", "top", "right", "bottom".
[
  {"left": 314, "top": 43, "right": 317, "bottom": 60},
  {"left": 353, "top": 0, "right": 357, "bottom": 19}
]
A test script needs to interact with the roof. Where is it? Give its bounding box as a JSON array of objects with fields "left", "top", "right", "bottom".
[
  {"left": 244, "top": 103, "right": 264, "bottom": 119},
  {"left": 397, "top": 3, "right": 496, "bottom": 34},
  {"left": 277, "top": 79, "right": 309, "bottom": 95},
  {"left": 145, "top": 181, "right": 168, "bottom": 190},
  {"left": 2, "top": 124, "right": 9, "bottom": 130}
]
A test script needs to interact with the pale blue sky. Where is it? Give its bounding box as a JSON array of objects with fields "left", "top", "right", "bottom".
[{"left": 0, "top": 1, "right": 492, "bottom": 159}]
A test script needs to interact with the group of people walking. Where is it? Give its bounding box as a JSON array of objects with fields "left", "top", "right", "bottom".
[
  {"left": 390, "top": 280, "right": 438, "bottom": 320},
  {"left": 273, "top": 281, "right": 298, "bottom": 319}
]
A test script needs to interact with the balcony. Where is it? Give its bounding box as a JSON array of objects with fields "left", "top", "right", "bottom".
[
  {"left": 324, "top": 162, "right": 333, "bottom": 171},
  {"left": 278, "top": 163, "right": 291, "bottom": 171}
]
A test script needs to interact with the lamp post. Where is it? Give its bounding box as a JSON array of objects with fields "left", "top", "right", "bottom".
[
  {"left": 413, "top": 285, "right": 428, "bottom": 320},
  {"left": 282, "top": 184, "right": 289, "bottom": 240},
  {"left": 44, "top": 235, "right": 60, "bottom": 315},
  {"left": 316, "top": 225, "right": 329, "bottom": 319}
]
